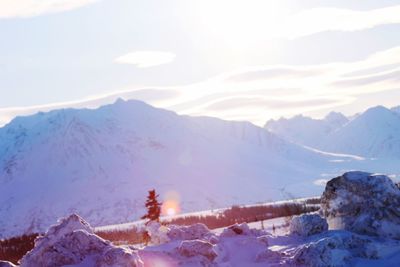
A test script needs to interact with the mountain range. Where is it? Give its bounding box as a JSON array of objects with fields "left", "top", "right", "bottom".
[
  {"left": 0, "top": 99, "right": 399, "bottom": 238},
  {"left": 266, "top": 105, "right": 400, "bottom": 158}
]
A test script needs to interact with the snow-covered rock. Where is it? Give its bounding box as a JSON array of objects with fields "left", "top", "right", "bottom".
[
  {"left": 167, "top": 223, "right": 213, "bottom": 241},
  {"left": 320, "top": 171, "right": 400, "bottom": 239},
  {"left": 291, "top": 235, "right": 352, "bottom": 267},
  {"left": 287, "top": 231, "right": 390, "bottom": 267},
  {"left": 290, "top": 214, "right": 328, "bottom": 237},
  {"left": 20, "top": 214, "right": 143, "bottom": 267},
  {"left": 178, "top": 240, "right": 217, "bottom": 261},
  {"left": 146, "top": 221, "right": 170, "bottom": 245},
  {"left": 96, "top": 246, "right": 143, "bottom": 267}
]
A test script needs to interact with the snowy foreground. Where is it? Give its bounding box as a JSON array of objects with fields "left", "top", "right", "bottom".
[{"left": 3, "top": 171, "right": 400, "bottom": 267}]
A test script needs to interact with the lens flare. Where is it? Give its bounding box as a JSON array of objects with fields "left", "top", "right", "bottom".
[{"left": 162, "top": 191, "right": 181, "bottom": 216}]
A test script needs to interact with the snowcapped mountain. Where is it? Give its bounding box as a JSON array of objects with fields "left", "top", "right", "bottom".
[
  {"left": 392, "top": 105, "right": 400, "bottom": 115},
  {"left": 322, "top": 106, "right": 400, "bottom": 158},
  {"left": 265, "top": 105, "right": 400, "bottom": 158},
  {"left": 0, "top": 99, "right": 346, "bottom": 238},
  {"left": 265, "top": 111, "right": 348, "bottom": 148}
]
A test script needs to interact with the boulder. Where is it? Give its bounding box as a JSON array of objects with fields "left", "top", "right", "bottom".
[
  {"left": 320, "top": 171, "right": 400, "bottom": 239},
  {"left": 290, "top": 214, "right": 328, "bottom": 237}
]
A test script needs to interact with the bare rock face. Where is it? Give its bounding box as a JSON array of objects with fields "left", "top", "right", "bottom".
[
  {"left": 290, "top": 214, "right": 328, "bottom": 237},
  {"left": 320, "top": 171, "right": 400, "bottom": 239},
  {"left": 20, "top": 214, "right": 143, "bottom": 267}
]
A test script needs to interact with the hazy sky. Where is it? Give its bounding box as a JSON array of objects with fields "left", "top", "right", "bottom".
[{"left": 1, "top": 0, "right": 400, "bottom": 126}]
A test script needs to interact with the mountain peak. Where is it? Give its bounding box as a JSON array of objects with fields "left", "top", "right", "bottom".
[{"left": 358, "top": 105, "right": 395, "bottom": 121}]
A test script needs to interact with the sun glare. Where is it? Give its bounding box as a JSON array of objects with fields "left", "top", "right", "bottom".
[
  {"left": 167, "top": 208, "right": 176, "bottom": 216},
  {"left": 191, "top": 0, "right": 287, "bottom": 48}
]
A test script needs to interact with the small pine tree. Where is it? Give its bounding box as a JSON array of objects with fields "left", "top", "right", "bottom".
[{"left": 141, "top": 189, "right": 162, "bottom": 224}]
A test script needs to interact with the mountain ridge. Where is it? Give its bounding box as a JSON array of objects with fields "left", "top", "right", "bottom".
[{"left": 0, "top": 99, "right": 336, "bottom": 238}]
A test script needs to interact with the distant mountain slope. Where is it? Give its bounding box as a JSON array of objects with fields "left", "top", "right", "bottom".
[
  {"left": 392, "top": 105, "right": 400, "bottom": 114},
  {"left": 265, "top": 111, "right": 348, "bottom": 147},
  {"left": 0, "top": 99, "right": 342, "bottom": 238},
  {"left": 322, "top": 106, "right": 400, "bottom": 158},
  {"left": 265, "top": 105, "right": 400, "bottom": 158}
]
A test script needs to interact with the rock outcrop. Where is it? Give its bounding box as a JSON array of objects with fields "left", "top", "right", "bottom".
[{"left": 320, "top": 171, "right": 400, "bottom": 239}]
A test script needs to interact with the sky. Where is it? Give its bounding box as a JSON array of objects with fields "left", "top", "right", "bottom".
[{"left": 1, "top": 0, "right": 400, "bottom": 126}]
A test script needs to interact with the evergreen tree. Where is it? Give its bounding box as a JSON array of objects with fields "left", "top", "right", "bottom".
[{"left": 141, "top": 189, "right": 162, "bottom": 224}]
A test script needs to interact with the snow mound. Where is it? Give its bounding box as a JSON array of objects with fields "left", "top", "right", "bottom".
[
  {"left": 291, "top": 235, "right": 352, "bottom": 267},
  {"left": 288, "top": 231, "right": 387, "bottom": 266},
  {"left": 290, "top": 214, "right": 328, "bottom": 237},
  {"left": 321, "top": 171, "right": 400, "bottom": 239},
  {"left": 167, "top": 223, "right": 213, "bottom": 241},
  {"left": 220, "top": 223, "right": 265, "bottom": 237},
  {"left": 0, "top": 261, "right": 16, "bottom": 267},
  {"left": 178, "top": 240, "right": 217, "bottom": 261},
  {"left": 20, "top": 214, "right": 143, "bottom": 267},
  {"left": 255, "top": 249, "right": 281, "bottom": 263},
  {"left": 146, "top": 221, "right": 170, "bottom": 245},
  {"left": 97, "top": 246, "right": 143, "bottom": 267}
]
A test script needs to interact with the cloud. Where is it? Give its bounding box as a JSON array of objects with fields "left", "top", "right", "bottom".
[
  {"left": 226, "top": 67, "right": 325, "bottom": 82},
  {"left": 204, "top": 96, "right": 350, "bottom": 111},
  {"left": 2, "top": 46, "right": 400, "bottom": 127},
  {"left": 115, "top": 51, "right": 176, "bottom": 68},
  {"left": 0, "top": 0, "right": 98, "bottom": 18},
  {"left": 280, "top": 5, "right": 400, "bottom": 39},
  {"left": 333, "top": 69, "right": 400, "bottom": 88},
  {"left": 0, "top": 88, "right": 180, "bottom": 126}
]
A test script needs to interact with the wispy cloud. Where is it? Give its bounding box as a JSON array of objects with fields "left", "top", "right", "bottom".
[
  {"left": 115, "top": 51, "right": 176, "bottom": 68},
  {"left": 2, "top": 46, "right": 400, "bottom": 127},
  {"left": 0, "top": 0, "right": 98, "bottom": 18},
  {"left": 226, "top": 66, "right": 326, "bottom": 83},
  {"left": 0, "top": 88, "right": 180, "bottom": 126},
  {"left": 279, "top": 5, "right": 400, "bottom": 39}
]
